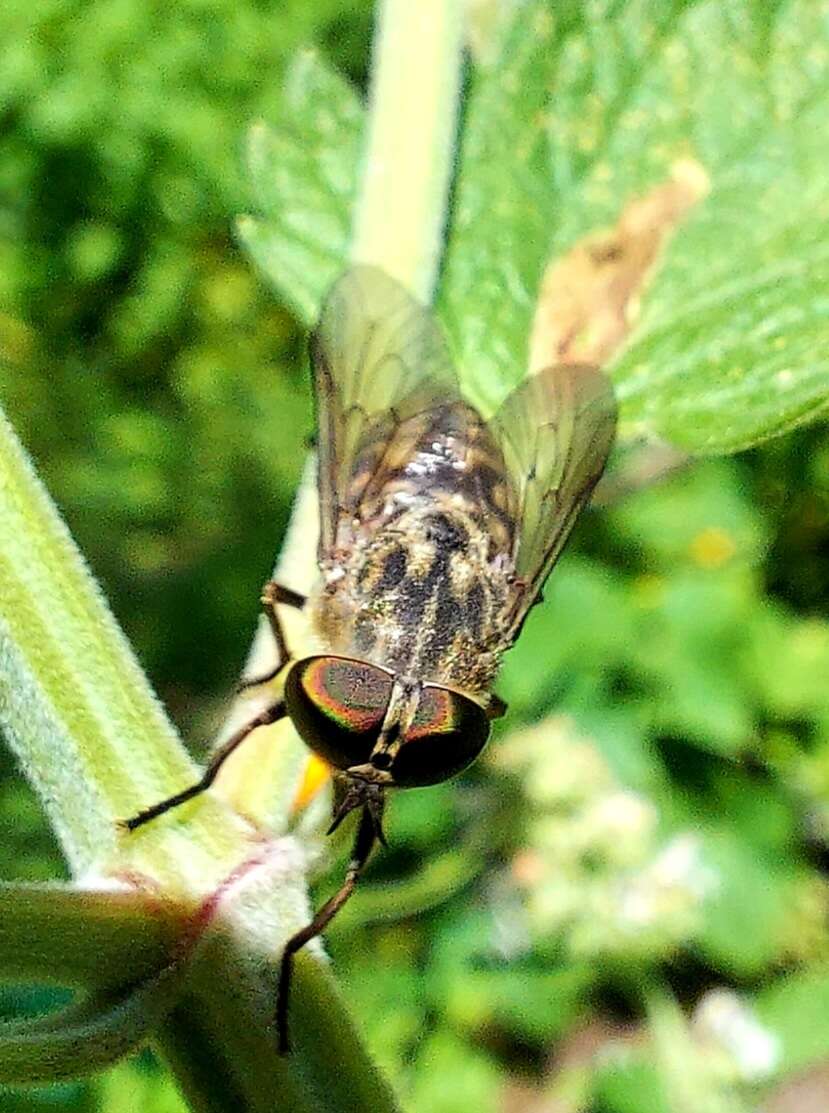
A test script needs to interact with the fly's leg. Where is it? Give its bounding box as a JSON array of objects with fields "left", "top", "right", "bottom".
[
  {"left": 487, "top": 693, "right": 508, "bottom": 720},
  {"left": 121, "top": 702, "right": 288, "bottom": 832},
  {"left": 237, "top": 581, "right": 307, "bottom": 692},
  {"left": 124, "top": 581, "right": 304, "bottom": 830},
  {"left": 276, "top": 803, "right": 378, "bottom": 1054},
  {"left": 260, "top": 581, "right": 306, "bottom": 673}
]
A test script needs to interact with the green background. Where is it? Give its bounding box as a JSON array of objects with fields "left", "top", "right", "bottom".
[{"left": 2, "top": 1, "right": 829, "bottom": 1111}]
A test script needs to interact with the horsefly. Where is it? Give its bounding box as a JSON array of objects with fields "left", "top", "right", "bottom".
[{"left": 124, "top": 267, "right": 617, "bottom": 1051}]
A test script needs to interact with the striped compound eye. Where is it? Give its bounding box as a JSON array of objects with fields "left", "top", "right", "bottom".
[
  {"left": 285, "top": 657, "right": 394, "bottom": 770},
  {"left": 389, "top": 686, "right": 490, "bottom": 788}
]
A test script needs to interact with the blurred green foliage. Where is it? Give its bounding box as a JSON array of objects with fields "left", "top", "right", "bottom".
[
  {"left": 2, "top": 1, "right": 829, "bottom": 1112},
  {"left": 0, "top": 0, "right": 374, "bottom": 728}
]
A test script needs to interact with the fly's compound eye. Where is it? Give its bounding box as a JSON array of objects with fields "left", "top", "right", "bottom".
[
  {"left": 390, "top": 687, "right": 490, "bottom": 788},
  {"left": 285, "top": 657, "right": 393, "bottom": 770}
]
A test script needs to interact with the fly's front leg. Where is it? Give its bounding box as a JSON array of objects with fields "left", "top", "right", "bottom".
[
  {"left": 237, "top": 581, "right": 307, "bottom": 691},
  {"left": 121, "top": 701, "right": 288, "bottom": 832},
  {"left": 276, "top": 803, "right": 379, "bottom": 1054},
  {"left": 123, "top": 584, "right": 304, "bottom": 832}
]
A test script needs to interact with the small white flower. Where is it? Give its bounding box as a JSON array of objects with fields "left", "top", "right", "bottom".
[
  {"left": 583, "top": 790, "right": 656, "bottom": 864},
  {"left": 648, "top": 834, "right": 719, "bottom": 899},
  {"left": 693, "top": 989, "right": 781, "bottom": 1082}
]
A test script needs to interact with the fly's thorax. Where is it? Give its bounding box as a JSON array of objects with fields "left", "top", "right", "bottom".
[
  {"left": 355, "top": 400, "right": 517, "bottom": 558},
  {"left": 310, "top": 502, "right": 511, "bottom": 694}
]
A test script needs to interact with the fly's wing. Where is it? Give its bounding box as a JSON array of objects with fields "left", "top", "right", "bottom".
[
  {"left": 489, "top": 364, "right": 617, "bottom": 643},
  {"left": 311, "top": 266, "right": 460, "bottom": 560}
]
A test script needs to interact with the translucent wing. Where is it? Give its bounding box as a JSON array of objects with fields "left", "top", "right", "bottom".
[
  {"left": 489, "top": 363, "right": 617, "bottom": 642},
  {"left": 311, "top": 266, "right": 460, "bottom": 561}
]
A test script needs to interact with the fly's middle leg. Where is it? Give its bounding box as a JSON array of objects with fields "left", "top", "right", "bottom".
[
  {"left": 237, "top": 581, "right": 307, "bottom": 692},
  {"left": 121, "top": 701, "right": 288, "bottom": 832}
]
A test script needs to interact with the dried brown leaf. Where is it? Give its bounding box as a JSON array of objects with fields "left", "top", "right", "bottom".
[{"left": 529, "top": 159, "right": 710, "bottom": 373}]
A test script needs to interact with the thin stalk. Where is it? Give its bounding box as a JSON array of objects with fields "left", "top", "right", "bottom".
[
  {"left": 154, "top": 941, "right": 400, "bottom": 1113},
  {"left": 0, "top": 882, "right": 184, "bottom": 990},
  {"left": 216, "top": 0, "right": 466, "bottom": 819},
  {"left": 0, "top": 969, "right": 188, "bottom": 1086},
  {"left": 351, "top": 0, "right": 465, "bottom": 302},
  {"left": 0, "top": 410, "right": 250, "bottom": 889}
]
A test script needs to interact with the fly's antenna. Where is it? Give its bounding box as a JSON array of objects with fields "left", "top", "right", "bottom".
[{"left": 276, "top": 802, "right": 379, "bottom": 1053}]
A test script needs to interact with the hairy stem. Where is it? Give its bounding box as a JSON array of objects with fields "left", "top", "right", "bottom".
[
  {"left": 216, "top": 0, "right": 466, "bottom": 825},
  {"left": 351, "top": 0, "right": 465, "bottom": 302}
]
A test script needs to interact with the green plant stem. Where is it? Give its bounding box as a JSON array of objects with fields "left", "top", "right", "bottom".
[
  {"left": 0, "top": 970, "right": 187, "bottom": 1085},
  {"left": 0, "top": 410, "right": 250, "bottom": 888},
  {"left": 0, "top": 882, "right": 184, "bottom": 989},
  {"left": 0, "top": 0, "right": 464, "bottom": 1106},
  {"left": 351, "top": 0, "right": 464, "bottom": 303},
  {"left": 217, "top": 0, "right": 466, "bottom": 816},
  {"left": 154, "top": 947, "right": 400, "bottom": 1113}
]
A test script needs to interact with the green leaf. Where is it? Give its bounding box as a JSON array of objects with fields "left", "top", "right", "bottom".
[
  {"left": 0, "top": 882, "right": 183, "bottom": 991},
  {"left": 0, "top": 970, "right": 183, "bottom": 1085},
  {"left": 595, "top": 1053, "right": 670, "bottom": 1113},
  {"left": 237, "top": 50, "right": 363, "bottom": 325},
  {"left": 631, "top": 570, "right": 757, "bottom": 755},
  {"left": 440, "top": 0, "right": 829, "bottom": 450},
  {"left": 747, "top": 606, "right": 829, "bottom": 720},
  {"left": 695, "top": 829, "right": 798, "bottom": 976},
  {"left": 607, "top": 461, "right": 769, "bottom": 571},
  {"left": 440, "top": 0, "right": 563, "bottom": 411},
  {"left": 755, "top": 966, "right": 829, "bottom": 1077},
  {"left": 549, "top": 0, "right": 829, "bottom": 452},
  {"left": 236, "top": 4, "right": 829, "bottom": 454},
  {"left": 450, "top": 963, "right": 592, "bottom": 1045},
  {"left": 499, "top": 556, "right": 636, "bottom": 713},
  {"left": 407, "top": 1029, "right": 501, "bottom": 1113}
]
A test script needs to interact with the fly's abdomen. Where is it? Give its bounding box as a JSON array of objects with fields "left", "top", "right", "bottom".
[{"left": 346, "top": 497, "right": 509, "bottom": 691}]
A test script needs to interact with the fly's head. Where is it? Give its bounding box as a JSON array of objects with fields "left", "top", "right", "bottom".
[{"left": 284, "top": 654, "right": 500, "bottom": 824}]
